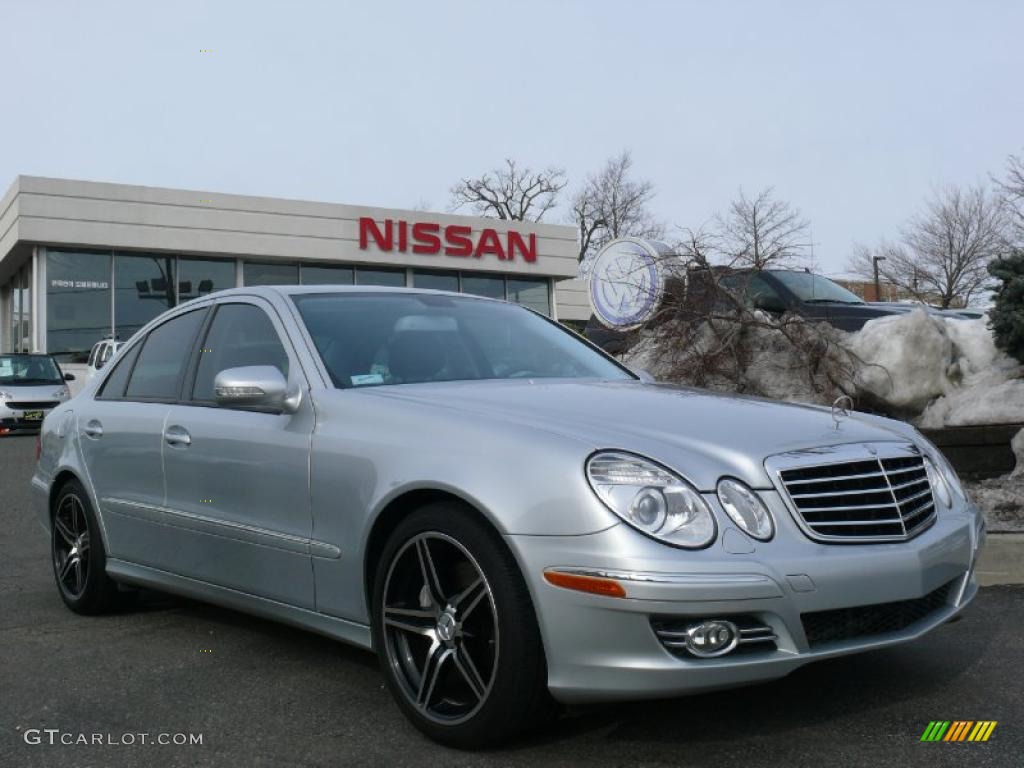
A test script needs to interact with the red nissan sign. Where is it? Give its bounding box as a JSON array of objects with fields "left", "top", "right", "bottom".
[{"left": 359, "top": 217, "right": 537, "bottom": 263}]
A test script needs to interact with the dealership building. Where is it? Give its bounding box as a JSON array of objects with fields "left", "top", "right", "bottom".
[{"left": 0, "top": 175, "right": 590, "bottom": 373}]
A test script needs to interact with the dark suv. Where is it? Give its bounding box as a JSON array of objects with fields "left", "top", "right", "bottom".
[{"left": 585, "top": 268, "right": 979, "bottom": 352}]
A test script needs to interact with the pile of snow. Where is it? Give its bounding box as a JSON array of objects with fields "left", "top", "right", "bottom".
[
  {"left": 848, "top": 309, "right": 1024, "bottom": 427},
  {"left": 625, "top": 307, "right": 1024, "bottom": 428},
  {"left": 624, "top": 314, "right": 853, "bottom": 406}
]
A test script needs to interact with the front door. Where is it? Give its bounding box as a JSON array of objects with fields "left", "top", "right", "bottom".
[{"left": 160, "top": 299, "right": 316, "bottom": 609}]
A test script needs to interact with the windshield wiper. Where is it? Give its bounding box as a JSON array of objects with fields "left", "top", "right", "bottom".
[{"left": 803, "top": 298, "right": 863, "bottom": 305}]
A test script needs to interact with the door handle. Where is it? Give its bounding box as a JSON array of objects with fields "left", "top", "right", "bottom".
[
  {"left": 164, "top": 425, "right": 192, "bottom": 447},
  {"left": 82, "top": 420, "right": 103, "bottom": 439}
]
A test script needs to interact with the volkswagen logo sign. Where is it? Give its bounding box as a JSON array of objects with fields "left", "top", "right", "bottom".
[{"left": 588, "top": 239, "right": 672, "bottom": 330}]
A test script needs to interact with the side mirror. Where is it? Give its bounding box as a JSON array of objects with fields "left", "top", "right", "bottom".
[
  {"left": 213, "top": 366, "right": 302, "bottom": 414},
  {"left": 752, "top": 293, "right": 787, "bottom": 313},
  {"left": 630, "top": 367, "right": 656, "bottom": 384},
  {"left": 63, "top": 372, "right": 76, "bottom": 381}
]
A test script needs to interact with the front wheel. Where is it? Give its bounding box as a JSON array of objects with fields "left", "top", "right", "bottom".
[{"left": 372, "top": 502, "right": 555, "bottom": 748}]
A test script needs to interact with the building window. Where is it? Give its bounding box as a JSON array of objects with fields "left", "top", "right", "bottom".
[
  {"left": 46, "top": 249, "right": 112, "bottom": 363},
  {"left": 243, "top": 261, "right": 299, "bottom": 286},
  {"left": 355, "top": 267, "right": 405, "bottom": 287},
  {"left": 461, "top": 275, "right": 505, "bottom": 300},
  {"left": 301, "top": 264, "right": 355, "bottom": 286},
  {"left": 507, "top": 278, "right": 550, "bottom": 315},
  {"left": 115, "top": 252, "right": 176, "bottom": 342},
  {"left": 6, "top": 263, "right": 32, "bottom": 353},
  {"left": 411, "top": 269, "right": 459, "bottom": 292},
  {"left": 178, "top": 257, "right": 236, "bottom": 302}
]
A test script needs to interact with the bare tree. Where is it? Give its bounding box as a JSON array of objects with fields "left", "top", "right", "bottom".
[
  {"left": 995, "top": 152, "right": 1024, "bottom": 243},
  {"left": 572, "top": 150, "right": 664, "bottom": 261},
  {"left": 449, "top": 158, "right": 566, "bottom": 221},
  {"left": 848, "top": 185, "right": 1007, "bottom": 308},
  {"left": 715, "top": 187, "right": 811, "bottom": 268}
]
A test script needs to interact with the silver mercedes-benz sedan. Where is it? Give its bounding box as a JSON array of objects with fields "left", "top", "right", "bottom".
[{"left": 32, "top": 286, "right": 983, "bottom": 747}]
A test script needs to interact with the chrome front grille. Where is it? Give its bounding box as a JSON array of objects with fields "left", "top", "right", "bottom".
[{"left": 768, "top": 442, "right": 937, "bottom": 543}]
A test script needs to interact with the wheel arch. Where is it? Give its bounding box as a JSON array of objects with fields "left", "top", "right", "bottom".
[
  {"left": 49, "top": 469, "right": 84, "bottom": 519},
  {"left": 362, "top": 487, "right": 514, "bottom": 627}
]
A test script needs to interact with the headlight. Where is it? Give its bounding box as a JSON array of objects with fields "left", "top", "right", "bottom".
[
  {"left": 716, "top": 478, "right": 774, "bottom": 540},
  {"left": 931, "top": 448, "right": 968, "bottom": 504},
  {"left": 915, "top": 432, "right": 967, "bottom": 506},
  {"left": 0, "top": 390, "right": 12, "bottom": 400},
  {"left": 586, "top": 451, "right": 717, "bottom": 548},
  {"left": 923, "top": 456, "right": 953, "bottom": 509}
]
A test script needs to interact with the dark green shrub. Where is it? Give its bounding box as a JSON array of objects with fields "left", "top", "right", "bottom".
[{"left": 989, "top": 250, "right": 1024, "bottom": 364}]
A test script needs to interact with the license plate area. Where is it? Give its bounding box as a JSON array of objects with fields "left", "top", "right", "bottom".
[{"left": 21, "top": 410, "right": 44, "bottom": 422}]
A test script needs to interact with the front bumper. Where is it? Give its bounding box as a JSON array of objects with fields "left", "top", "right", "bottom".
[
  {"left": 0, "top": 404, "right": 50, "bottom": 433},
  {"left": 509, "top": 491, "right": 983, "bottom": 703}
]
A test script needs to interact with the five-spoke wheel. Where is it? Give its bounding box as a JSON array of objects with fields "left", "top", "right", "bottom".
[
  {"left": 53, "top": 492, "right": 91, "bottom": 599},
  {"left": 382, "top": 532, "right": 498, "bottom": 724},
  {"left": 51, "top": 479, "right": 122, "bottom": 614},
  {"left": 373, "top": 502, "right": 554, "bottom": 748}
]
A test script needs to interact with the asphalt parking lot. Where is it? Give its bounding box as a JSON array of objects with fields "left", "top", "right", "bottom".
[{"left": 1, "top": 436, "right": 1021, "bottom": 768}]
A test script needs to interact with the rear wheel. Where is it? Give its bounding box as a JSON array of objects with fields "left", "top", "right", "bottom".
[
  {"left": 372, "top": 502, "right": 555, "bottom": 748},
  {"left": 51, "top": 479, "right": 122, "bottom": 614}
]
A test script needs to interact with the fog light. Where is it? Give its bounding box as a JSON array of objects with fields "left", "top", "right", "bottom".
[{"left": 684, "top": 619, "right": 739, "bottom": 657}]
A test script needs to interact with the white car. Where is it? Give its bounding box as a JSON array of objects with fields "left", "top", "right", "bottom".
[
  {"left": 85, "top": 339, "right": 123, "bottom": 381},
  {"left": 0, "top": 353, "right": 73, "bottom": 434}
]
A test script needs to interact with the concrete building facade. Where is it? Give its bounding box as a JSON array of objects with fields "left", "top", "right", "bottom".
[{"left": 0, "top": 176, "right": 591, "bottom": 374}]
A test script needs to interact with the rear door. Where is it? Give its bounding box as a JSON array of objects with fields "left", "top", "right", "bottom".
[
  {"left": 78, "top": 308, "right": 208, "bottom": 566},
  {"left": 160, "top": 299, "right": 316, "bottom": 608}
]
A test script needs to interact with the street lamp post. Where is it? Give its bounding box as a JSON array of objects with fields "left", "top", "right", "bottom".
[{"left": 872, "top": 255, "right": 886, "bottom": 302}]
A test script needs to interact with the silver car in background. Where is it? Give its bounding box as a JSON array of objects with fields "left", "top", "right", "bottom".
[
  {"left": 32, "top": 286, "right": 983, "bottom": 747},
  {"left": 1, "top": 353, "right": 73, "bottom": 435}
]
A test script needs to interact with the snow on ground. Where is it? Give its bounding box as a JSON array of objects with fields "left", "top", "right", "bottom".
[
  {"left": 963, "top": 427, "right": 1024, "bottom": 532},
  {"left": 966, "top": 475, "right": 1024, "bottom": 532}
]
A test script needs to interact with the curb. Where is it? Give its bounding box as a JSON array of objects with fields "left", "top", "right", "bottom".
[{"left": 976, "top": 533, "right": 1024, "bottom": 586}]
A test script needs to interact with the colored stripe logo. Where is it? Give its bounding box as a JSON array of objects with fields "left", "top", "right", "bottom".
[{"left": 920, "top": 721, "right": 997, "bottom": 742}]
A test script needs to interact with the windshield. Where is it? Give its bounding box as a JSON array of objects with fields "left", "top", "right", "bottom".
[
  {"left": 0, "top": 354, "right": 64, "bottom": 385},
  {"left": 293, "top": 292, "right": 634, "bottom": 388},
  {"left": 770, "top": 271, "right": 863, "bottom": 304}
]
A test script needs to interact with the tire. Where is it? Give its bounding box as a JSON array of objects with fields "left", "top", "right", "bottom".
[
  {"left": 371, "top": 501, "right": 555, "bottom": 748},
  {"left": 51, "top": 478, "right": 123, "bottom": 614}
]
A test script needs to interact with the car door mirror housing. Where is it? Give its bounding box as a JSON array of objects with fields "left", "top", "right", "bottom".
[
  {"left": 213, "top": 366, "right": 301, "bottom": 414},
  {"left": 752, "top": 293, "right": 787, "bottom": 313},
  {"left": 64, "top": 372, "right": 76, "bottom": 381},
  {"left": 629, "top": 367, "right": 656, "bottom": 384}
]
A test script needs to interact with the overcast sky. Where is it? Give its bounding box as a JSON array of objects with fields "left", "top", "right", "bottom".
[{"left": 2, "top": 0, "right": 1021, "bottom": 274}]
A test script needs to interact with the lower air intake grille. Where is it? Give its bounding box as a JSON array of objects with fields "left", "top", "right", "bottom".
[{"left": 801, "top": 579, "right": 956, "bottom": 648}]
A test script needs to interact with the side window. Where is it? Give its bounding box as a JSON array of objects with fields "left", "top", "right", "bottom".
[
  {"left": 98, "top": 343, "right": 114, "bottom": 368},
  {"left": 97, "top": 343, "right": 142, "bottom": 399},
  {"left": 191, "top": 303, "right": 290, "bottom": 403},
  {"left": 124, "top": 309, "right": 207, "bottom": 400}
]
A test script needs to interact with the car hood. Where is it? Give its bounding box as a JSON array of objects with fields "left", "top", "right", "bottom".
[
  {"left": 0, "top": 383, "right": 67, "bottom": 401},
  {"left": 363, "top": 379, "right": 916, "bottom": 490}
]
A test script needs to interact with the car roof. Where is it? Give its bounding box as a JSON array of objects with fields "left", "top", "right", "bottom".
[{"left": 175, "top": 284, "right": 506, "bottom": 310}]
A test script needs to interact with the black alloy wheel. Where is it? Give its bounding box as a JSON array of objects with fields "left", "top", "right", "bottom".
[{"left": 372, "top": 502, "right": 555, "bottom": 748}]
